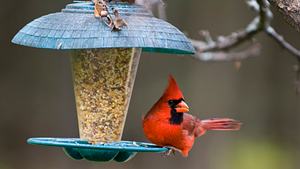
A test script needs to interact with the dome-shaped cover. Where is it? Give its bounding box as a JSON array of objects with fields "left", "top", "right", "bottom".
[{"left": 12, "top": 1, "right": 195, "bottom": 54}]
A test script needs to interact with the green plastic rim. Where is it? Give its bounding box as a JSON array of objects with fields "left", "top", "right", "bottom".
[
  {"left": 27, "top": 138, "right": 168, "bottom": 162},
  {"left": 27, "top": 137, "right": 168, "bottom": 152}
]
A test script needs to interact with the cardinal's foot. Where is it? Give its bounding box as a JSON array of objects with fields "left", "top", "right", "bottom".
[{"left": 162, "top": 146, "right": 181, "bottom": 157}]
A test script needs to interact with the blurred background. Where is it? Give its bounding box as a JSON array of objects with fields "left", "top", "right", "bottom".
[{"left": 1, "top": 0, "right": 300, "bottom": 169}]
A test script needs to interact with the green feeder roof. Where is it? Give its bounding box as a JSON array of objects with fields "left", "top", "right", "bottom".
[{"left": 12, "top": 1, "right": 195, "bottom": 54}]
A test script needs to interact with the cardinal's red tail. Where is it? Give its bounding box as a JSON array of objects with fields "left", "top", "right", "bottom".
[{"left": 201, "top": 118, "right": 241, "bottom": 131}]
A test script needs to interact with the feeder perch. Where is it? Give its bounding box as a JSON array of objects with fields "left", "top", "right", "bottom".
[{"left": 12, "top": 0, "right": 195, "bottom": 162}]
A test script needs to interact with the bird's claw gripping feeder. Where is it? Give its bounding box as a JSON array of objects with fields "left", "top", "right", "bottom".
[{"left": 12, "top": 0, "right": 195, "bottom": 162}]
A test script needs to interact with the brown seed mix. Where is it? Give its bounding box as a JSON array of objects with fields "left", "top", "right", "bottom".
[{"left": 71, "top": 48, "right": 141, "bottom": 144}]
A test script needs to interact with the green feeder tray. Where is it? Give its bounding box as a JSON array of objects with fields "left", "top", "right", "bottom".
[{"left": 28, "top": 138, "right": 168, "bottom": 162}]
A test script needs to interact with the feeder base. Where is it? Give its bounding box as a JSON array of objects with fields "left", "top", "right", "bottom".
[{"left": 27, "top": 138, "right": 168, "bottom": 162}]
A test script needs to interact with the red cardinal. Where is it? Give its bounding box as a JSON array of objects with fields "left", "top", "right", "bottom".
[{"left": 143, "top": 76, "right": 241, "bottom": 157}]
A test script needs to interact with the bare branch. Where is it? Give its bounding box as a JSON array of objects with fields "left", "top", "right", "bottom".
[
  {"left": 190, "top": 0, "right": 266, "bottom": 61},
  {"left": 135, "top": 0, "right": 166, "bottom": 19},
  {"left": 192, "top": 43, "right": 261, "bottom": 62},
  {"left": 157, "top": 2, "right": 167, "bottom": 20},
  {"left": 139, "top": 0, "right": 300, "bottom": 91},
  {"left": 140, "top": 0, "right": 300, "bottom": 62},
  {"left": 265, "top": 26, "right": 300, "bottom": 60},
  {"left": 192, "top": 18, "right": 261, "bottom": 53},
  {"left": 190, "top": 0, "right": 300, "bottom": 62},
  {"left": 293, "top": 63, "right": 300, "bottom": 93}
]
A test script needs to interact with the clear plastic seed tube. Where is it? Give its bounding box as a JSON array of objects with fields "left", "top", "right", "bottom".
[{"left": 71, "top": 48, "right": 141, "bottom": 144}]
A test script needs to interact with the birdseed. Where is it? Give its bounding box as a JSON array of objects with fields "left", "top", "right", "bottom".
[{"left": 71, "top": 48, "right": 141, "bottom": 144}]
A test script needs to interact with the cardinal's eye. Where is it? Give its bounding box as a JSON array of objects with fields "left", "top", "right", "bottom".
[{"left": 168, "top": 100, "right": 175, "bottom": 106}]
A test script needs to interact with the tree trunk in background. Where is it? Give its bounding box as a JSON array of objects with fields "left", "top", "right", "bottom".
[{"left": 270, "top": 0, "right": 300, "bottom": 32}]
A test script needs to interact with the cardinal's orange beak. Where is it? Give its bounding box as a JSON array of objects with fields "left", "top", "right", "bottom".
[{"left": 175, "top": 100, "right": 189, "bottom": 113}]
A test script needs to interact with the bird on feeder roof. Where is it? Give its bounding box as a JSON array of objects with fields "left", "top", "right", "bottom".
[
  {"left": 112, "top": 8, "right": 128, "bottom": 31},
  {"left": 94, "top": 0, "right": 108, "bottom": 18},
  {"left": 94, "top": 0, "right": 128, "bottom": 31}
]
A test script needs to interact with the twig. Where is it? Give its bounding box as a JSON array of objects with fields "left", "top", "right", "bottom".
[
  {"left": 136, "top": 0, "right": 166, "bottom": 20},
  {"left": 191, "top": 0, "right": 300, "bottom": 62},
  {"left": 265, "top": 26, "right": 300, "bottom": 61},
  {"left": 293, "top": 63, "right": 300, "bottom": 93},
  {"left": 190, "top": 0, "right": 267, "bottom": 61},
  {"left": 143, "top": 0, "right": 300, "bottom": 91},
  {"left": 192, "top": 43, "right": 261, "bottom": 62},
  {"left": 157, "top": 2, "right": 167, "bottom": 20},
  {"left": 136, "top": 0, "right": 300, "bottom": 61}
]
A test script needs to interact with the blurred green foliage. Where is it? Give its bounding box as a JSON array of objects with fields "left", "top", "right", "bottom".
[
  {"left": 222, "top": 139, "right": 295, "bottom": 169},
  {"left": 0, "top": 163, "right": 11, "bottom": 169}
]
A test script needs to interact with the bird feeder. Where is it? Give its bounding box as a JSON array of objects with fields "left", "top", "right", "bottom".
[{"left": 12, "top": 0, "right": 195, "bottom": 162}]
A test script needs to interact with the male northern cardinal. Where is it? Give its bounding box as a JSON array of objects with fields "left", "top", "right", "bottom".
[{"left": 143, "top": 76, "right": 241, "bottom": 157}]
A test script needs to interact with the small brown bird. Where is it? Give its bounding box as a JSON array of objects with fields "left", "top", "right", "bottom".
[
  {"left": 112, "top": 8, "right": 128, "bottom": 31},
  {"left": 94, "top": 0, "right": 108, "bottom": 18}
]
